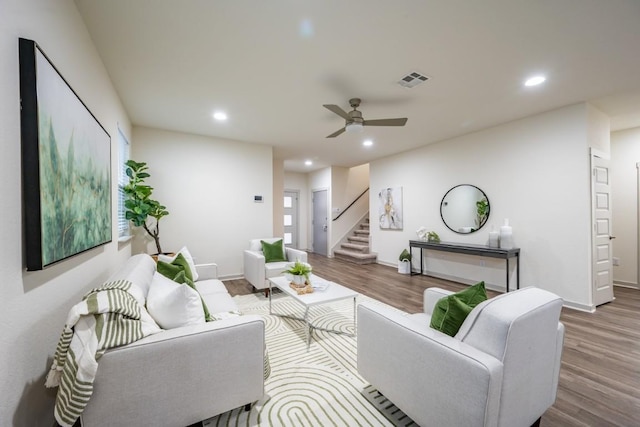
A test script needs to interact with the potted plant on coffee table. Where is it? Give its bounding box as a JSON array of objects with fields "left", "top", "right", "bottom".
[
  {"left": 123, "top": 160, "right": 169, "bottom": 254},
  {"left": 283, "top": 260, "right": 312, "bottom": 287}
]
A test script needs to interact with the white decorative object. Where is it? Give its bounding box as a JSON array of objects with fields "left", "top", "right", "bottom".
[
  {"left": 488, "top": 228, "right": 500, "bottom": 248},
  {"left": 416, "top": 226, "right": 428, "bottom": 241},
  {"left": 499, "top": 219, "right": 514, "bottom": 249},
  {"left": 398, "top": 260, "right": 411, "bottom": 274}
]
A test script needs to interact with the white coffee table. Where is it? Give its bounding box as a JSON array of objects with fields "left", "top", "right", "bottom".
[{"left": 268, "top": 274, "right": 358, "bottom": 348}]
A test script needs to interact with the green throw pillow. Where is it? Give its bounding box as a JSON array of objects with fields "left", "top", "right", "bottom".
[
  {"left": 430, "top": 281, "right": 488, "bottom": 337},
  {"left": 173, "top": 271, "right": 214, "bottom": 322},
  {"left": 261, "top": 239, "right": 287, "bottom": 263},
  {"left": 156, "top": 252, "right": 194, "bottom": 281}
]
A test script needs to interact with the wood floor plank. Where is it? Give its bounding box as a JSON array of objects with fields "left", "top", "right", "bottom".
[{"left": 224, "top": 253, "right": 640, "bottom": 426}]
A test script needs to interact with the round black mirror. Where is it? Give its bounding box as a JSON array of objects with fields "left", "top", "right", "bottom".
[{"left": 440, "top": 185, "right": 490, "bottom": 234}]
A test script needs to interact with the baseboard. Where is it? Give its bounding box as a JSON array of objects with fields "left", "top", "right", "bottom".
[
  {"left": 560, "top": 299, "right": 595, "bottom": 313},
  {"left": 220, "top": 273, "right": 244, "bottom": 281},
  {"left": 614, "top": 281, "right": 639, "bottom": 289}
]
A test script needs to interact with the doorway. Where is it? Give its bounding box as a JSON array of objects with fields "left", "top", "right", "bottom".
[{"left": 312, "top": 189, "right": 328, "bottom": 256}]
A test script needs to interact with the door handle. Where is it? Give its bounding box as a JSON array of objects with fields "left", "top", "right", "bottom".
[
  {"left": 609, "top": 236, "right": 616, "bottom": 240},
  {"left": 323, "top": 225, "right": 327, "bottom": 232}
]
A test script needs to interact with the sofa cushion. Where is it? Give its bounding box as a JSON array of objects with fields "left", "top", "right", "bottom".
[
  {"left": 265, "top": 261, "right": 290, "bottom": 279},
  {"left": 195, "top": 279, "right": 239, "bottom": 315},
  {"left": 105, "top": 254, "right": 156, "bottom": 306},
  {"left": 261, "top": 239, "right": 286, "bottom": 263},
  {"left": 146, "top": 272, "right": 205, "bottom": 329},
  {"left": 430, "top": 281, "right": 487, "bottom": 337},
  {"left": 172, "top": 271, "right": 213, "bottom": 322},
  {"left": 157, "top": 247, "right": 199, "bottom": 281}
]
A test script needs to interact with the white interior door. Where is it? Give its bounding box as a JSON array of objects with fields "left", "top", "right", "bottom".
[
  {"left": 592, "top": 152, "right": 615, "bottom": 306},
  {"left": 312, "top": 189, "right": 328, "bottom": 256}
]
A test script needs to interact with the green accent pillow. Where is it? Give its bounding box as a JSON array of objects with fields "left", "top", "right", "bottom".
[
  {"left": 261, "top": 239, "right": 287, "bottom": 263},
  {"left": 173, "top": 271, "right": 214, "bottom": 322},
  {"left": 430, "top": 281, "right": 488, "bottom": 336},
  {"left": 156, "top": 252, "right": 194, "bottom": 281}
]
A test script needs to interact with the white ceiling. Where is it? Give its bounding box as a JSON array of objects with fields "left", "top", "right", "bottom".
[{"left": 75, "top": 0, "right": 640, "bottom": 172}]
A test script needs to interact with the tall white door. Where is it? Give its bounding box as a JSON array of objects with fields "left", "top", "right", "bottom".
[
  {"left": 592, "top": 153, "right": 615, "bottom": 306},
  {"left": 283, "top": 191, "right": 298, "bottom": 248},
  {"left": 312, "top": 189, "right": 328, "bottom": 256}
]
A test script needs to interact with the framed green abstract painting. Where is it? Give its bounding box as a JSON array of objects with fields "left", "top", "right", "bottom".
[{"left": 19, "top": 38, "right": 111, "bottom": 271}]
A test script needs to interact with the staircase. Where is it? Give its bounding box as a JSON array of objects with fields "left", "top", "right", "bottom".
[{"left": 333, "top": 219, "right": 377, "bottom": 265}]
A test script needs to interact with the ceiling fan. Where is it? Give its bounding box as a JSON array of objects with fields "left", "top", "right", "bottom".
[{"left": 323, "top": 98, "right": 408, "bottom": 138}]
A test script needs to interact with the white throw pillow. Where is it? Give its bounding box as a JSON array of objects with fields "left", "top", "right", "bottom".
[
  {"left": 146, "top": 272, "right": 205, "bottom": 329},
  {"left": 157, "top": 246, "right": 199, "bottom": 281}
]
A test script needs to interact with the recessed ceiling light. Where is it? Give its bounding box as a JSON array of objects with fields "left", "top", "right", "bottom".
[
  {"left": 304, "top": 160, "right": 313, "bottom": 166},
  {"left": 524, "top": 75, "right": 546, "bottom": 87},
  {"left": 363, "top": 139, "right": 373, "bottom": 147},
  {"left": 212, "top": 111, "right": 228, "bottom": 121}
]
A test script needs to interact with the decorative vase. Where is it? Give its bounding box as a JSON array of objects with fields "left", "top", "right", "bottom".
[
  {"left": 291, "top": 275, "right": 307, "bottom": 287},
  {"left": 499, "top": 219, "right": 514, "bottom": 249},
  {"left": 398, "top": 260, "right": 411, "bottom": 274},
  {"left": 488, "top": 228, "right": 500, "bottom": 248}
]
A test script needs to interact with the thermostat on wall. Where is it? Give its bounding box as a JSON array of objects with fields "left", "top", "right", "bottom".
[{"left": 254, "top": 195, "right": 263, "bottom": 203}]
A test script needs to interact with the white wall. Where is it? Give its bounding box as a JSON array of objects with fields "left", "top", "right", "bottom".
[
  {"left": 370, "top": 103, "right": 597, "bottom": 309},
  {"left": 284, "top": 171, "right": 310, "bottom": 250},
  {"left": 132, "top": 127, "right": 273, "bottom": 278},
  {"left": 0, "top": 1, "right": 133, "bottom": 425},
  {"left": 611, "top": 127, "right": 640, "bottom": 287}
]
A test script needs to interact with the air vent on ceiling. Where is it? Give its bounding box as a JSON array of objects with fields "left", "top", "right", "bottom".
[{"left": 397, "top": 71, "right": 430, "bottom": 88}]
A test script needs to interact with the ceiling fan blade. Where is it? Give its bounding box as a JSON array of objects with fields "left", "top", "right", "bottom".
[
  {"left": 323, "top": 104, "right": 351, "bottom": 120},
  {"left": 326, "top": 127, "right": 346, "bottom": 138},
  {"left": 363, "top": 118, "right": 408, "bottom": 127}
]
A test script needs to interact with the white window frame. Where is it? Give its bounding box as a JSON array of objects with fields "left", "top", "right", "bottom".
[{"left": 117, "top": 127, "right": 131, "bottom": 240}]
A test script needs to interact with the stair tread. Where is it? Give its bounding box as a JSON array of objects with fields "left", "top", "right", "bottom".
[
  {"left": 341, "top": 243, "right": 369, "bottom": 252},
  {"left": 334, "top": 249, "right": 377, "bottom": 259},
  {"left": 348, "top": 236, "right": 369, "bottom": 242}
]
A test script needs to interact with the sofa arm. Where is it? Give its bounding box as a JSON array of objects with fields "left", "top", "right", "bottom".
[
  {"left": 243, "top": 250, "right": 266, "bottom": 289},
  {"left": 423, "top": 287, "right": 453, "bottom": 315},
  {"left": 357, "top": 302, "right": 503, "bottom": 427},
  {"left": 195, "top": 262, "right": 218, "bottom": 280},
  {"left": 285, "top": 247, "right": 307, "bottom": 263},
  {"left": 81, "top": 315, "right": 265, "bottom": 427}
]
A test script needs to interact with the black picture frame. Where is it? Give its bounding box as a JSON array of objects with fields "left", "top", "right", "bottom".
[{"left": 19, "top": 38, "right": 112, "bottom": 271}]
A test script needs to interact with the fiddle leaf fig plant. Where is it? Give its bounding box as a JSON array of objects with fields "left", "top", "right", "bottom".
[{"left": 123, "top": 160, "right": 169, "bottom": 254}]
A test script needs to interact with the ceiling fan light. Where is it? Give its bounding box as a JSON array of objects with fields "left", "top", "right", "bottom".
[{"left": 346, "top": 122, "right": 363, "bottom": 133}]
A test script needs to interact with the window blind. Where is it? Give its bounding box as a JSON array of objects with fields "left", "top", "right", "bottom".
[{"left": 117, "top": 127, "right": 130, "bottom": 238}]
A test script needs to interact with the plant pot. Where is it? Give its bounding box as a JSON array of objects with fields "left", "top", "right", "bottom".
[
  {"left": 398, "top": 260, "right": 411, "bottom": 274},
  {"left": 291, "top": 274, "right": 307, "bottom": 287}
]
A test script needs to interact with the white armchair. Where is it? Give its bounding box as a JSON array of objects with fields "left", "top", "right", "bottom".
[
  {"left": 243, "top": 238, "right": 307, "bottom": 295},
  {"left": 358, "top": 286, "right": 565, "bottom": 427}
]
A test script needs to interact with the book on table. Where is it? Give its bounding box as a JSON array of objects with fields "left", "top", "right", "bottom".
[{"left": 310, "top": 276, "right": 331, "bottom": 291}]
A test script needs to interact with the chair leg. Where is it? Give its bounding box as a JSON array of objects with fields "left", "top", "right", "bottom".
[
  {"left": 244, "top": 402, "right": 253, "bottom": 411},
  {"left": 530, "top": 417, "right": 541, "bottom": 427},
  {"left": 264, "top": 288, "right": 270, "bottom": 298}
]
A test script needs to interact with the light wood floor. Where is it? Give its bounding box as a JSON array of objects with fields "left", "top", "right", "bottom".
[{"left": 224, "top": 252, "right": 640, "bottom": 427}]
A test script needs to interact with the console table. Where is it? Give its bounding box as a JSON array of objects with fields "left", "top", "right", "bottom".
[{"left": 409, "top": 240, "right": 520, "bottom": 292}]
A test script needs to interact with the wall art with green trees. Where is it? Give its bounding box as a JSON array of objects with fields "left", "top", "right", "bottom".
[{"left": 19, "top": 38, "right": 111, "bottom": 270}]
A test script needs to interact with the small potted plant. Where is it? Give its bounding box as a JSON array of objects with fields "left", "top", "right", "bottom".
[
  {"left": 283, "top": 260, "right": 312, "bottom": 287},
  {"left": 398, "top": 249, "right": 411, "bottom": 274}
]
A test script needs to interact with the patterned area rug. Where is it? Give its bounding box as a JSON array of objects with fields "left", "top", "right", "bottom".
[{"left": 203, "top": 292, "right": 417, "bottom": 427}]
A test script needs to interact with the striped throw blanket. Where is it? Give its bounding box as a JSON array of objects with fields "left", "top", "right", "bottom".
[{"left": 45, "top": 280, "right": 159, "bottom": 427}]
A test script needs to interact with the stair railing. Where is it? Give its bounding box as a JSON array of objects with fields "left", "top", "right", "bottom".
[{"left": 332, "top": 188, "right": 369, "bottom": 221}]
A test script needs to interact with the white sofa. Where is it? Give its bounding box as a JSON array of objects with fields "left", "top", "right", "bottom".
[
  {"left": 243, "top": 238, "right": 307, "bottom": 294},
  {"left": 80, "top": 254, "right": 265, "bottom": 427},
  {"left": 358, "top": 286, "right": 565, "bottom": 427}
]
